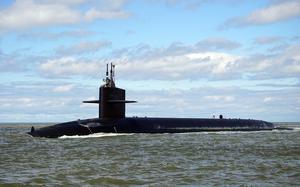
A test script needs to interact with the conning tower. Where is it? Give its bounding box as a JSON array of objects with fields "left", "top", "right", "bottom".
[{"left": 83, "top": 63, "right": 136, "bottom": 119}]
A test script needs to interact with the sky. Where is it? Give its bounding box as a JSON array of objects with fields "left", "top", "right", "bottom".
[{"left": 0, "top": 0, "right": 299, "bottom": 122}]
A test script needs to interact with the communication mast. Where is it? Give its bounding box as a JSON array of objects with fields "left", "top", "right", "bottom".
[{"left": 104, "top": 63, "right": 116, "bottom": 87}]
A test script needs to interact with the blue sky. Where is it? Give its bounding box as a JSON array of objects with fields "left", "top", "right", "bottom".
[{"left": 0, "top": 0, "right": 300, "bottom": 122}]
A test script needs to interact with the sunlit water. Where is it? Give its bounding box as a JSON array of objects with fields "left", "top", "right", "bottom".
[{"left": 0, "top": 123, "right": 299, "bottom": 186}]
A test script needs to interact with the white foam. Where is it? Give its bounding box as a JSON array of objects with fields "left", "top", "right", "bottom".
[
  {"left": 180, "top": 130, "right": 290, "bottom": 135},
  {"left": 193, "top": 131, "right": 268, "bottom": 135},
  {"left": 58, "top": 128, "right": 299, "bottom": 139},
  {"left": 59, "top": 133, "right": 133, "bottom": 139}
]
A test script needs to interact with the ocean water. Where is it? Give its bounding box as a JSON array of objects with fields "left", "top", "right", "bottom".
[{"left": 0, "top": 123, "right": 299, "bottom": 186}]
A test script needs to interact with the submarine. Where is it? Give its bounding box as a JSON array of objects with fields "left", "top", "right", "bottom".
[{"left": 28, "top": 63, "right": 275, "bottom": 138}]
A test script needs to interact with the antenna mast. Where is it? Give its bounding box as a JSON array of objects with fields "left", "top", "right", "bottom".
[
  {"left": 110, "top": 63, "right": 113, "bottom": 81},
  {"left": 106, "top": 64, "right": 109, "bottom": 77},
  {"left": 105, "top": 64, "right": 109, "bottom": 87},
  {"left": 112, "top": 64, "right": 115, "bottom": 82},
  {"left": 110, "top": 63, "right": 115, "bottom": 87},
  {"left": 104, "top": 63, "right": 116, "bottom": 87}
]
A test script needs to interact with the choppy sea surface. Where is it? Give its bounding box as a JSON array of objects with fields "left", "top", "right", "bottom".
[{"left": 0, "top": 123, "right": 299, "bottom": 186}]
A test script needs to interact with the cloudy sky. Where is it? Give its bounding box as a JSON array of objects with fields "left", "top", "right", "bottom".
[{"left": 0, "top": 0, "right": 299, "bottom": 122}]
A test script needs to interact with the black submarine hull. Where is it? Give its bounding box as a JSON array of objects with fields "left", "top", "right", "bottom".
[
  {"left": 28, "top": 117, "right": 274, "bottom": 138},
  {"left": 28, "top": 64, "right": 277, "bottom": 138}
]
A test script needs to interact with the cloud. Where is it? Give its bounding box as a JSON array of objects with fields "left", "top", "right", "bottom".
[
  {"left": 257, "top": 81, "right": 300, "bottom": 88},
  {"left": 157, "top": 0, "right": 246, "bottom": 10},
  {"left": 52, "top": 84, "right": 74, "bottom": 92},
  {"left": 0, "top": 96, "right": 76, "bottom": 122},
  {"left": 0, "top": 0, "right": 80, "bottom": 30},
  {"left": 267, "top": 43, "right": 289, "bottom": 53},
  {"left": 0, "top": 0, "right": 130, "bottom": 31},
  {"left": 116, "top": 43, "right": 300, "bottom": 81},
  {"left": 38, "top": 37, "right": 243, "bottom": 79},
  {"left": 56, "top": 40, "right": 112, "bottom": 55},
  {"left": 115, "top": 51, "right": 240, "bottom": 80},
  {"left": 38, "top": 39, "right": 300, "bottom": 81},
  {"left": 113, "top": 37, "right": 240, "bottom": 59},
  {"left": 291, "top": 35, "right": 300, "bottom": 41},
  {"left": 0, "top": 60, "right": 24, "bottom": 72},
  {"left": 0, "top": 51, "right": 27, "bottom": 72},
  {"left": 17, "top": 29, "right": 96, "bottom": 41},
  {"left": 127, "top": 86, "right": 300, "bottom": 121},
  {"left": 237, "top": 44, "right": 300, "bottom": 79},
  {"left": 161, "top": 0, "right": 207, "bottom": 9},
  {"left": 0, "top": 80, "right": 99, "bottom": 122},
  {"left": 0, "top": 79, "right": 99, "bottom": 122},
  {"left": 196, "top": 37, "right": 241, "bottom": 50},
  {"left": 263, "top": 96, "right": 273, "bottom": 103},
  {"left": 253, "top": 36, "right": 282, "bottom": 45},
  {"left": 1, "top": 79, "right": 299, "bottom": 122},
  {"left": 204, "top": 95, "right": 235, "bottom": 102},
  {"left": 0, "top": 97, "right": 72, "bottom": 111},
  {"left": 84, "top": 8, "right": 130, "bottom": 21},
  {"left": 37, "top": 0, "right": 87, "bottom": 5},
  {"left": 220, "top": 0, "right": 300, "bottom": 29},
  {"left": 111, "top": 39, "right": 241, "bottom": 80},
  {"left": 39, "top": 57, "right": 103, "bottom": 77},
  {"left": 39, "top": 51, "right": 240, "bottom": 80}
]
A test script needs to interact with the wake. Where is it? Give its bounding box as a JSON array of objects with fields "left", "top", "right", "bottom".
[
  {"left": 59, "top": 133, "right": 133, "bottom": 139},
  {"left": 58, "top": 127, "right": 299, "bottom": 139}
]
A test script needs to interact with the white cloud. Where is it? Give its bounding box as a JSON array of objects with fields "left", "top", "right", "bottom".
[
  {"left": 227, "top": 44, "right": 300, "bottom": 80},
  {"left": 39, "top": 51, "right": 240, "bottom": 80},
  {"left": 38, "top": 0, "right": 86, "bottom": 5},
  {"left": 204, "top": 95, "right": 235, "bottom": 102},
  {"left": 127, "top": 87, "right": 300, "bottom": 121},
  {"left": 52, "top": 84, "right": 74, "bottom": 92},
  {"left": 0, "top": 0, "right": 130, "bottom": 31},
  {"left": 263, "top": 97, "right": 273, "bottom": 103},
  {"left": 109, "top": 39, "right": 242, "bottom": 80},
  {"left": 38, "top": 41, "right": 300, "bottom": 81},
  {"left": 1, "top": 76, "right": 299, "bottom": 122},
  {"left": 0, "top": 50, "right": 28, "bottom": 72},
  {"left": 84, "top": 8, "right": 130, "bottom": 20},
  {"left": 254, "top": 36, "right": 282, "bottom": 45},
  {"left": 39, "top": 57, "right": 103, "bottom": 77},
  {"left": 221, "top": 0, "right": 300, "bottom": 28},
  {"left": 38, "top": 38, "right": 242, "bottom": 79},
  {"left": 246, "top": 1, "right": 300, "bottom": 24},
  {"left": 0, "top": 0, "right": 81, "bottom": 30},
  {"left": 56, "top": 40, "right": 112, "bottom": 55},
  {"left": 119, "top": 43, "right": 300, "bottom": 81},
  {"left": 196, "top": 37, "right": 241, "bottom": 50},
  {"left": 284, "top": 63, "right": 300, "bottom": 74},
  {"left": 115, "top": 51, "right": 240, "bottom": 80},
  {"left": 0, "top": 97, "right": 70, "bottom": 108},
  {"left": 186, "top": 52, "right": 240, "bottom": 74},
  {"left": 18, "top": 29, "right": 95, "bottom": 41},
  {"left": 276, "top": 45, "right": 300, "bottom": 75}
]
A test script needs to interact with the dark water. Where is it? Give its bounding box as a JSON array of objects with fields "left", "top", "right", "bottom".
[{"left": 1, "top": 123, "right": 299, "bottom": 186}]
